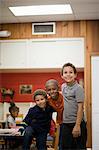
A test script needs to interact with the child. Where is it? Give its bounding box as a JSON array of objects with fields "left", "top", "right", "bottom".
[
  {"left": 6, "top": 102, "right": 24, "bottom": 134},
  {"left": 22, "top": 89, "right": 55, "bottom": 150},
  {"left": 5, "top": 102, "right": 23, "bottom": 149},
  {"left": 61, "top": 62, "right": 87, "bottom": 150},
  {"left": 45, "top": 79, "right": 64, "bottom": 150},
  {"left": 5, "top": 102, "right": 19, "bottom": 129}
]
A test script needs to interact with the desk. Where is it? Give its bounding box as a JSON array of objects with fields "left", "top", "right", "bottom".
[
  {"left": 0, "top": 134, "right": 23, "bottom": 150},
  {"left": 0, "top": 129, "right": 23, "bottom": 149}
]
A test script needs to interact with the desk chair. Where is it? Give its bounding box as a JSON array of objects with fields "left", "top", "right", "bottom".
[{"left": 0, "top": 138, "right": 5, "bottom": 149}]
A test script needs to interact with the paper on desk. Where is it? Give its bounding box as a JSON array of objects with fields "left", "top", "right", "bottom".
[{"left": 0, "top": 128, "right": 18, "bottom": 134}]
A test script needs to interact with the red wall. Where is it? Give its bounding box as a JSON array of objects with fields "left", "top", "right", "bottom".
[{"left": 0, "top": 72, "right": 84, "bottom": 103}]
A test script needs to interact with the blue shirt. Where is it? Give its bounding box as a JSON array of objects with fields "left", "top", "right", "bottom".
[{"left": 23, "top": 104, "right": 54, "bottom": 133}]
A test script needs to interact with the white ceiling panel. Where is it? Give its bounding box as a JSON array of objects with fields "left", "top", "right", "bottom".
[{"left": 0, "top": 0, "right": 99, "bottom": 24}]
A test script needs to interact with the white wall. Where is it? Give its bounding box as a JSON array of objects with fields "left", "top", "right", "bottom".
[{"left": 91, "top": 56, "right": 99, "bottom": 150}]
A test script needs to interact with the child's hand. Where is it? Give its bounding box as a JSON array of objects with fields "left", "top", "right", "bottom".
[
  {"left": 11, "top": 129, "right": 21, "bottom": 136},
  {"left": 72, "top": 124, "right": 81, "bottom": 138}
]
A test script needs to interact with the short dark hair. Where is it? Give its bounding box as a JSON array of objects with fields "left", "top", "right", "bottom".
[
  {"left": 33, "top": 89, "right": 47, "bottom": 100},
  {"left": 45, "top": 79, "right": 59, "bottom": 88},
  {"left": 61, "top": 62, "right": 77, "bottom": 75}
]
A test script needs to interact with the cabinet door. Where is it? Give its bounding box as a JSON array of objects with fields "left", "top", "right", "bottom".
[
  {"left": 28, "top": 38, "right": 84, "bottom": 68},
  {"left": 0, "top": 40, "right": 27, "bottom": 69},
  {"left": 0, "top": 38, "right": 84, "bottom": 69}
]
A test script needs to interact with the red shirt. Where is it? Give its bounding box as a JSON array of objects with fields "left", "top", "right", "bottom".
[{"left": 48, "top": 92, "right": 64, "bottom": 124}]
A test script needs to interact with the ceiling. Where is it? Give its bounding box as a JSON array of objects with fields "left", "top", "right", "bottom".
[{"left": 0, "top": 0, "right": 99, "bottom": 24}]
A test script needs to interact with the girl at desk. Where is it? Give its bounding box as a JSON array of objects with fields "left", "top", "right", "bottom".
[
  {"left": 5, "top": 102, "right": 24, "bottom": 135},
  {"left": 5, "top": 102, "right": 23, "bottom": 149},
  {"left": 5, "top": 102, "right": 19, "bottom": 129}
]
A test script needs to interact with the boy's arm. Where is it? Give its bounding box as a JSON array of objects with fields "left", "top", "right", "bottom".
[
  {"left": 72, "top": 102, "right": 84, "bottom": 138},
  {"left": 22, "top": 108, "right": 32, "bottom": 125}
]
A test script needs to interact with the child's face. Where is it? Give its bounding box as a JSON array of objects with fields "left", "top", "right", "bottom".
[
  {"left": 46, "top": 82, "right": 59, "bottom": 100},
  {"left": 62, "top": 66, "right": 77, "bottom": 83},
  {"left": 35, "top": 95, "right": 46, "bottom": 109},
  {"left": 12, "top": 110, "right": 19, "bottom": 118}
]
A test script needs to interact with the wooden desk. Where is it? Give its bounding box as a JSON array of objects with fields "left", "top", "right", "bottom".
[
  {"left": 0, "top": 134, "right": 23, "bottom": 149},
  {"left": 0, "top": 129, "right": 23, "bottom": 149}
]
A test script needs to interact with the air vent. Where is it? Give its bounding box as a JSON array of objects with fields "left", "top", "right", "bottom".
[{"left": 32, "top": 22, "right": 56, "bottom": 35}]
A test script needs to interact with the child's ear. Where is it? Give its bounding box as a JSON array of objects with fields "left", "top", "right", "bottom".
[
  {"left": 45, "top": 88, "right": 47, "bottom": 92},
  {"left": 61, "top": 75, "right": 64, "bottom": 80},
  {"left": 75, "top": 73, "right": 77, "bottom": 78}
]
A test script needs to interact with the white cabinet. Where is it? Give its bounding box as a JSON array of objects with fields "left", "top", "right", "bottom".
[
  {"left": 27, "top": 38, "right": 84, "bottom": 68},
  {"left": 0, "top": 38, "right": 84, "bottom": 69},
  {"left": 0, "top": 40, "right": 28, "bottom": 69}
]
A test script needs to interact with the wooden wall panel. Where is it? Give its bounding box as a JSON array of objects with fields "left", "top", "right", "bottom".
[
  {"left": 86, "top": 21, "right": 99, "bottom": 52},
  {"left": 0, "top": 20, "right": 99, "bottom": 148},
  {"left": 67, "top": 21, "right": 74, "bottom": 37},
  {"left": 73, "top": 21, "right": 80, "bottom": 37},
  {"left": 80, "top": 21, "right": 87, "bottom": 37},
  {"left": 0, "top": 21, "right": 82, "bottom": 39},
  {"left": 85, "top": 51, "right": 92, "bottom": 147}
]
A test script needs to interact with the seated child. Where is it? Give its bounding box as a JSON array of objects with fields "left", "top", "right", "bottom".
[
  {"left": 5, "top": 102, "right": 23, "bottom": 148},
  {"left": 22, "top": 89, "right": 55, "bottom": 150},
  {"left": 6, "top": 102, "right": 19, "bottom": 129}
]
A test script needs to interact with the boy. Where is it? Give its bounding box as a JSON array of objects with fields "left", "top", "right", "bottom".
[
  {"left": 61, "top": 62, "right": 87, "bottom": 150},
  {"left": 45, "top": 79, "right": 64, "bottom": 150},
  {"left": 22, "top": 89, "right": 54, "bottom": 150},
  {"left": 45, "top": 79, "right": 64, "bottom": 125}
]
